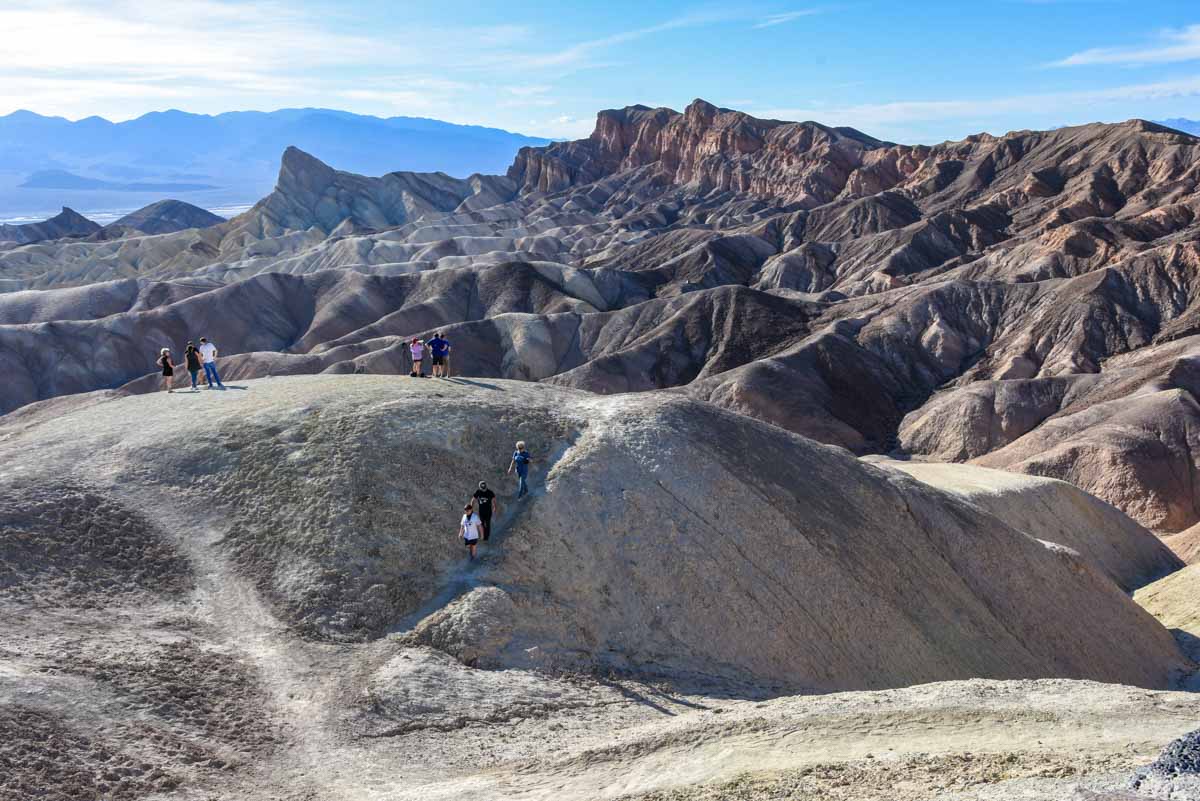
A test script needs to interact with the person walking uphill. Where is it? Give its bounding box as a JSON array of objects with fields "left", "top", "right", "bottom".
[
  {"left": 184, "top": 340, "right": 203, "bottom": 391},
  {"left": 198, "top": 337, "right": 225, "bottom": 389},
  {"left": 460, "top": 503, "right": 483, "bottom": 559},
  {"left": 472, "top": 481, "right": 498, "bottom": 541},
  {"left": 508, "top": 441, "right": 533, "bottom": 499},
  {"left": 157, "top": 348, "right": 176, "bottom": 393}
]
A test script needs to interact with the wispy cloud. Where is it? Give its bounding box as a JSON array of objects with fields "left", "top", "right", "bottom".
[
  {"left": 753, "top": 9, "right": 823, "bottom": 29},
  {"left": 0, "top": 0, "right": 545, "bottom": 122},
  {"left": 515, "top": 9, "right": 744, "bottom": 69},
  {"left": 1052, "top": 24, "right": 1200, "bottom": 67}
]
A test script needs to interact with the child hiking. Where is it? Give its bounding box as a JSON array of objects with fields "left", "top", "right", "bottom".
[
  {"left": 409, "top": 338, "right": 426, "bottom": 378},
  {"left": 460, "top": 503, "right": 482, "bottom": 559}
]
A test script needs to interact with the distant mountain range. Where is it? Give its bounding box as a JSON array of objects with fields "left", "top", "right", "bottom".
[
  {"left": 1158, "top": 118, "right": 1200, "bottom": 135},
  {"left": 20, "top": 169, "right": 217, "bottom": 192},
  {"left": 0, "top": 108, "right": 551, "bottom": 219}
]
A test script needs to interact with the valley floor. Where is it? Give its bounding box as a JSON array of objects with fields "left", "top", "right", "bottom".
[{"left": 5, "top": 598, "right": 1198, "bottom": 800}]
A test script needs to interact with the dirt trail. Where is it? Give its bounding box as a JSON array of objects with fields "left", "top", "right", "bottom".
[{"left": 110, "top": 487, "right": 402, "bottom": 799}]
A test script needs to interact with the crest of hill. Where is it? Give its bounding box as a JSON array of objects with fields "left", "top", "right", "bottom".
[
  {"left": 108, "top": 199, "right": 225, "bottom": 235},
  {"left": 0, "top": 375, "right": 1185, "bottom": 691}
]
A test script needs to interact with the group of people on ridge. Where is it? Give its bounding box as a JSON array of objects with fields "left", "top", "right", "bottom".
[
  {"left": 409, "top": 332, "right": 451, "bottom": 378},
  {"left": 156, "top": 337, "right": 225, "bottom": 392},
  {"left": 458, "top": 441, "right": 534, "bottom": 559},
  {"left": 154, "top": 329, "right": 532, "bottom": 564}
]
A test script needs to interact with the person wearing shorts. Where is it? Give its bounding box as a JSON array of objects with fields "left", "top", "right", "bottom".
[
  {"left": 427, "top": 332, "right": 451, "bottom": 378},
  {"left": 157, "top": 347, "right": 176, "bottom": 393},
  {"left": 460, "top": 503, "right": 482, "bottom": 559},
  {"left": 409, "top": 338, "right": 426, "bottom": 377}
]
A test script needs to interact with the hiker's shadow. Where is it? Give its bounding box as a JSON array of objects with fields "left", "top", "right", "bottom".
[{"left": 444, "top": 378, "right": 503, "bottom": 390}]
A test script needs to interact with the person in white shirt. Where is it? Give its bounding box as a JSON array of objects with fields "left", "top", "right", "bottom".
[
  {"left": 459, "top": 503, "right": 483, "bottom": 560},
  {"left": 197, "top": 337, "right": 225, "bottom": 389}
]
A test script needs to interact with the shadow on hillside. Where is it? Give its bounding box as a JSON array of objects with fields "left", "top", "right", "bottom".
[
  {"left": 442, "top": 377, "right": 503, "bottom": 390},
  {"left": 593, "top": 676, "right": 718, "bottom": 716},
  {"left": 1172, "top": 628, "right": 1200, "bottom": 666}
]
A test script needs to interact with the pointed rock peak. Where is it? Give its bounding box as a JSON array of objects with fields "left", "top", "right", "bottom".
[
  {"left": 280, "top": 145, "right": 332, "bottom": 175},
  {"left": 56, "top": 207, "right": 94, "bottom": 224},
  {"left": 276, "top": 146, "right": 336, "bottom": 194},
  {"left": 685, "top": 98, "right": 722, "bottom": 119}
]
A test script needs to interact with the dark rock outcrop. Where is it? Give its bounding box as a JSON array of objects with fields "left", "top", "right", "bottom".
[
  {"left": 0, "top": 207, "right": 100, "bottom": 245},
  {"left": 108, "top": 199, "right": 225, "bottom": 235}
]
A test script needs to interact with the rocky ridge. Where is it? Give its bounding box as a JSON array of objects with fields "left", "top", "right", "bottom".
[{"left": 3, "top": 100, "right": 1200, "bottom": 531}]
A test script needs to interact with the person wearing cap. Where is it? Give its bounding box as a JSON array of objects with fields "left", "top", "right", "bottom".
[
  {"left": 156, "top": 347, "right": 176, "bottom": 393},
  {"left": 471, "top": 480, "right": 499, "bottom": 541}
]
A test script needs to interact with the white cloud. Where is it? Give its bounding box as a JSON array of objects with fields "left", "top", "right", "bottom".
[
  {"left": 514, "top": 9, "right": 742, "bottom": 70},
  {"left": 538, "top": 114, "right": 593, "bottom": 138},
  {"left": 0, "top": 0, "right": 378, "bottom": 77},
  {"left": 1052, "top": 24, "right": 1200, "bottom": 67},
  {"left": 0, "top": 0, "right": 552, "bottom": 123},
  {"left": 753, "top": 9, "right": 822, "bottom": 29}
]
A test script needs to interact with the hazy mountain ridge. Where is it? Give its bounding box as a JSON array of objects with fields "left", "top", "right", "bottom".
[
  {"left": 1159, "top": 118, "right": 1200, "bottom": 136},
  {"left": 0, "top": 107, "right": 551, "bottom": 218}
]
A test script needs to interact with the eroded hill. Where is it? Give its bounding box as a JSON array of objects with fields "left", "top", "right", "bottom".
[
  {"left": 4, "top": 101, "right": 1200, "bottom": 534},
  {"left": 1, "top": 375, "right": 1197, "bottom": 800}
]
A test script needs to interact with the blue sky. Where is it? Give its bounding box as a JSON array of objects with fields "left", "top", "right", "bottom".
[{"left": 3, "top": 0, "right": 1200, "bottom": 143}]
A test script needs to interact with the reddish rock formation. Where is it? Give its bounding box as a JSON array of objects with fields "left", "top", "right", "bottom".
[{"left": 6, "top": 100, "right": 1200, "bottom": 529}]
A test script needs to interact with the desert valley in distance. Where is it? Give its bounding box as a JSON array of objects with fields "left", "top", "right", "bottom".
[{"left": 4, "top": 95, "right": 1200, "bottom": 801}]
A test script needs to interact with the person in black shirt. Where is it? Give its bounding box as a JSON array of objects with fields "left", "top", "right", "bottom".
[
  {"left": 184, "top": 340, "right": 203, "bottom": 391},
  {"left": 157, "top": 348, "right": 176, "bottom": 393},
  {"left": 471, "top": 481, "right": 498, "bottom": 541}
]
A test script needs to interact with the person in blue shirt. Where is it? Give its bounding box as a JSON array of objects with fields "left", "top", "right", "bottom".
[
  {"left": 427, "top": 332, "right": 451, "bottom": 378},
  {"left": 507, "top": 440, "right": 533, "bottom": 498}
]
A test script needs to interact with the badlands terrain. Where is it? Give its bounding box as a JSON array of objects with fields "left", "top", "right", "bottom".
[
  {"left": 3, "top": 100, "right": 1200, "bottom": 533},
  {"left": 0, "top": 375, "right": 1197, "bottom": 801},
  {"left": 3, "top": 100, "right": 1200, "bottom": 799}
]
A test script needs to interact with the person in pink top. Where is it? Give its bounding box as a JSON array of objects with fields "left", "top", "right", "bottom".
[{"left": 408, "top": 338, "right": 427, "bottom": 378}]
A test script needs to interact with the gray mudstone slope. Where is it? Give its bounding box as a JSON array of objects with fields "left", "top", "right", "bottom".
[
  {"left": 1, "top": 374, "right": 1184, "bottom": 691},
  {"left": 868, "top": 460, "right": 1182, "bottom": 591}
]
